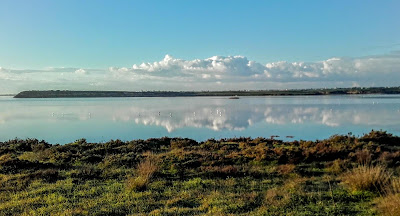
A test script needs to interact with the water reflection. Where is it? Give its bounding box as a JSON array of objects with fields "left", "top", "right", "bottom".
[
  {"left": 112, "top": 104, "right": 400, "bottom": 131},
  {"left": 0, "top": 96, "right": 399, "bottom": 143}
]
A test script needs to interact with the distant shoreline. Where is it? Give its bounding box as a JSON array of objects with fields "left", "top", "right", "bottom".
[{"left": 13, "top": 86, "right": 400, "bottom": 98}]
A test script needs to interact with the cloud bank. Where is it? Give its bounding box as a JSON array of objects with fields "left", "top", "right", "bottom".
[{"left": 1, "top": 52, "right": 400, "bottom": 93}]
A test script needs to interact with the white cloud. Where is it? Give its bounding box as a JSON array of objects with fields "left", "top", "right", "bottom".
[
  {"left": 125, "top": 55, "right": 264, "bottom": 79},
  {"left": 74, "top": 68, "right": 87, "bottom": 75},
  {"left": 1, "top": 52, "right": 400, "bottom": 93},
  {"left": 111, "top": 53, "right": 400, "bottom": 84}
]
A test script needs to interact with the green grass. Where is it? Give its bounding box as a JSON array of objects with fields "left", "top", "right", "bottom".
[{"left": 0, "top": 130, "right": 399, "bottom": 215}]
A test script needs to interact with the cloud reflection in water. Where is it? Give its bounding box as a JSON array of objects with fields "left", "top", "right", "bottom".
[{"left": 0, "top": 96, "right": 399, "bottom": 143}]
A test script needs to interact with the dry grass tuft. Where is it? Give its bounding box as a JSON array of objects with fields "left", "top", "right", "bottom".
[
  {"left": 276, "top": 164, "right": 296, "bottom": 175},
  {"left": 340, "top": 164, "right": 391, "bottom": 193},
  {"left": 375, "top": 178, "right": 400, "bottom": 216},
  {"left": 326, "top": 159, "right": 348, "bottom": 174},
  {"left": 126, "top": 152, "right": 159, "bottom": 191},
  {"left": 136, "top": 155, "right": 159, "bottom": 180},
  {"left": 387, "top": 178, "right": 400, "bottom": 194},
  {"left": 375, "top": 193, "right": 400, "bottom": 216}
]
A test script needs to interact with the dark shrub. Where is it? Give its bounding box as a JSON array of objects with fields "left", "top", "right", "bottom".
[
  {"left": 0, "top": 154, "right": 54, "bottom": 174},
  {"left": 71, "top": 165, "right": 102, "bottom": 180},
  {"left": 170, "top": 138, "right": 197, "bottom": 149},
  {"left": 32, "top": 169, "right": 60, "bottom": 183},
  {"left": 80, "top": 154, "right": 103, "bottom": 164}
]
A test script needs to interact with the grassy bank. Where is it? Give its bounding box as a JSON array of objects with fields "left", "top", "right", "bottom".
[{"left": 1, "top": 130, "right": 400, "bottom": 215}]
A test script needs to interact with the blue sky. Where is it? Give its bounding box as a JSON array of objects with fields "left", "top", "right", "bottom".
[{"left": 0, "top": 0, "right": 399, "bottom": 92}]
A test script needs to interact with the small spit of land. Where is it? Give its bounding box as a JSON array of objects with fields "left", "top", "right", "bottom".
[
  {"left": 1, "top": 131, "right": 400, "bottom": 215},
  {"left": 13, "top": 86, "right": 400, "bottom": 98}
]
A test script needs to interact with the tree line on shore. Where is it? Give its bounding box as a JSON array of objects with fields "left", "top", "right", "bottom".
[{"left": 13, "top": 86, "right": 400, "bottom": 98}]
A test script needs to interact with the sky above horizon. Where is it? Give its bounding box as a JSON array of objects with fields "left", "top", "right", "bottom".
[{"left": 0, "top": 0, "right": 399, "bottom": 93}]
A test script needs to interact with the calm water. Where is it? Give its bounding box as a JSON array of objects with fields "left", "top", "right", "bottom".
[{"left": 1, "top": 95, "right": 400, "bottom": 144}]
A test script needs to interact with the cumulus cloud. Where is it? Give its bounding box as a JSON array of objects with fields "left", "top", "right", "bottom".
[
  {"left": 74, "top": 68, "right": 87, "bottom": 75},
  {"left": 108, "top": 52, "right": 400, "bottom": 85},
  {"left": 111, "top": 55, "right": 265, "bottom": 80},
  {"left": 1, "top": 52, "right": 400, "bottom": 93}
]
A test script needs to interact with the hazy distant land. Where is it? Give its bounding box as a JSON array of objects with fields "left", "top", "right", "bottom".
[{"left": 13, "top": 86, "right": 400, "bottom": 98}]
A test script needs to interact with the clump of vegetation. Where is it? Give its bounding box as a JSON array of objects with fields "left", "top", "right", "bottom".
[
  {"left": 0, "top": 130, "right": 399, "bottom": 215},
  {"left": 375, "top": 194, "right": 400, "bottom": 216},
  {"left": 126, "top": 152, "right": 159, "bottom": 191},
  {"left": 341, "top": 164, "right": 391, "bottom": 193},
  {"left": 276, "top": 164, "right": 296, "bottom": 175},
  {"left": 374, "top": 178, "right": 400, "bottom": 216}
]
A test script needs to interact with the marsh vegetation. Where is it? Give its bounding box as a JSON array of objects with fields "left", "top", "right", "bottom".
[{"left": 0, "top": 130, "right": 400, "bottom": 215}]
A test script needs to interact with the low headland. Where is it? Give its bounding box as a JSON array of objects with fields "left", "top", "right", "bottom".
[
  {"left": 13, "top": 86, "right": 400, "bottom": 98},
  {"left": 0, "top": 130, "right": 399, "bottom": 215}
]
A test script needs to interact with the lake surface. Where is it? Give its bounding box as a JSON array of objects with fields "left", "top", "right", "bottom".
[{"left": 1, "top": 95, "right": 400, "bottom": 144}]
